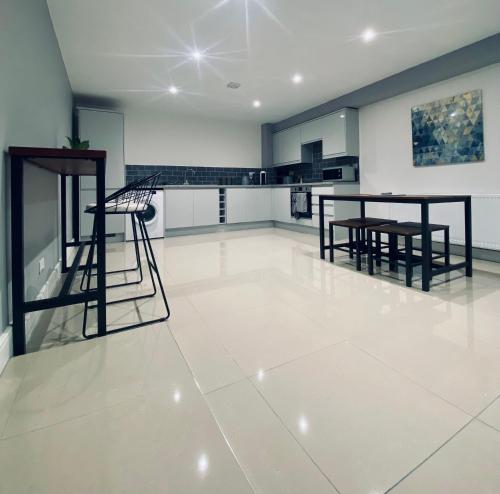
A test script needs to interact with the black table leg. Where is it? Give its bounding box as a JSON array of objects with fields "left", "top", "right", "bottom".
[
  {"left": 421, "top": 202, "right": 431, "bottom": 292},
  {"left": 96, "top": 159, "right": 107, "bottom": 336},
  {"left": 60, "top": 175, "right": 68, "bottom": 273},
  {"left": 11, "top": 156, "right": 26, "bottom": 356},
  {"left": 465, "top": 197, "right": 473, "bottom": 277},
  {"left": 319, "top": 197, "right": 325, "bottom": 260},
  {"left": 71, "top": 176, "right": 80, "bottom": 244}
]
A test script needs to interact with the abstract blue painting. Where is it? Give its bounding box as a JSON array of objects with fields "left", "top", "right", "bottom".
[{"left": 411, "top": 90, "right": 484, "bottom": 167}]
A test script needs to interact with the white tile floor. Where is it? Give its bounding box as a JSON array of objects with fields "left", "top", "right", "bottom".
[{"left": 1, "top": 228, "right": 500, "bottom": 493}]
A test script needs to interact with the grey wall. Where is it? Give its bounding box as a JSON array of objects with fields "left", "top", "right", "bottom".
[{"left": 0, "top": 0, "right": 72, "bottom": 335}]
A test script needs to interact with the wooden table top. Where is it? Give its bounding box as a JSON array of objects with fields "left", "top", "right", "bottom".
[
  {"left": 9, "top": 147, "right": 106, "bottom": 176},
  {"left": 318, "top": 193, "right": 471, "bottom": 204}
]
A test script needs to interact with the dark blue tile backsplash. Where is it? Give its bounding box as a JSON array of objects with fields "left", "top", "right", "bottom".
[
  {"left": 126, "top": 164, "right": 277, "bottom": 186},
  {"left": 126, "top": 142, "right": 358, "bottom": 186}
]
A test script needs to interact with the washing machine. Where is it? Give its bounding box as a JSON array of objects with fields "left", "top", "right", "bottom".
[{"left": 126, "top": 189, "right": 165, "bottom": 240}]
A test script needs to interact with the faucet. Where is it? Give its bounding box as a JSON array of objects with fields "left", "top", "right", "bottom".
[{"left": 183, "top": 167, "right": 195, "bottom": 185}]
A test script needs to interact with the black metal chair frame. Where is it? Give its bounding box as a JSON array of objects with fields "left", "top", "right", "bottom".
[
  {"left": 367, "top": 222, "right": 451, "bottom": 288},
  {"left": 328, "top": 217, "right": 397, "bottom": 271},
  {"left": 81, "top": 173, "right": 170, "bottom": 338}
]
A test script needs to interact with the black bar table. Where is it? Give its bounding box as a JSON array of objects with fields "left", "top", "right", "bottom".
[
  {"left": 319, "top": 194, "right": 472, "bottom": 292},
  {"left": 8, "top": 147, "right": 107, "bottom": 356}
]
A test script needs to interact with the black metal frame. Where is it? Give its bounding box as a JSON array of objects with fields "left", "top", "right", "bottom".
[
  {"left": 9, "top": 149, "right": 107, "bottom": 356},
  {"left": 80, "top": 173, "right": 170, "bottom": 337},
  {"left": 366, "top": 226, "right": 451, "bottom": 288},
  {"left": 319, "top": 194, "right": 472, "bottom": 292},
  {"left": 81, "top": 212, "right": 170, "bottom": 338}
]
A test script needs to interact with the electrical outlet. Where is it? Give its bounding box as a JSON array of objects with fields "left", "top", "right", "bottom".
[{"left": 39, "top": 257, "right": 45, "bottom": 275}]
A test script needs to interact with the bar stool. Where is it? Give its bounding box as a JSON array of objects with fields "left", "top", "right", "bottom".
[
  {"left": 328, "top": 217, "right": 397, "bottom": 270},
  {"left": 366, "top": 222, "right": 450, "bottom": 287},
  {"left": 81, "top": 173, "right": 170, "bottom": 338}
]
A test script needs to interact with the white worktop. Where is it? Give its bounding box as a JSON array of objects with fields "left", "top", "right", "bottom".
[{"left": 162, "top": 182, "right": 358, "bottom": 190}]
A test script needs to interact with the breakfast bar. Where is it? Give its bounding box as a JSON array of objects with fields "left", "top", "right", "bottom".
[{"left": 319, "top": 194, "right": 472, "bottom": 291}]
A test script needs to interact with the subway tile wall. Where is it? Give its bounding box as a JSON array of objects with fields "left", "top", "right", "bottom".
[
  {"left": 126, "top": 142, "right": 358, "bottom": 186},
  {"left": 126, "top": 164, "right": 278, "bottom": 186}
]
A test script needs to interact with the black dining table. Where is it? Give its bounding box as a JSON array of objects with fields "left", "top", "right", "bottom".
[{"left": 318, "top": 194, "right": 472, "bottom": 292}]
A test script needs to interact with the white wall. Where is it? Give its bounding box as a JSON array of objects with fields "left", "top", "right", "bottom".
[
  {"left": 124, "top": 109, "right": 261, "bottom": 168},
  {"left": 0, "top": 0, "right": 72, "bottom": 347},
  {"left": 360, "top": 63, "right": 500, "bottom": 194},
  {"left": 359, "top": 63, "right": 500, "bottom": 248}
]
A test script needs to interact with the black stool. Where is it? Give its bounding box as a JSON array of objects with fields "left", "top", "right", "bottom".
[
  {"left": 81, "top": 173, "right": 170, "bottom": 338},
  {"left": 328, "top": 217, "right": 397, "bottom": 271},
  {"left": 367, "top": 222, "right": 450, "bottom": 287}
]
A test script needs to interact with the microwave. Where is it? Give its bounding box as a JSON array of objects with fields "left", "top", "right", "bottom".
[{"left": 322, "top": 166, "right": 356, "bottom": 182}]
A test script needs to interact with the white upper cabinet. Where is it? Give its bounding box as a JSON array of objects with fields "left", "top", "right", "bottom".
[
  {"left": 273, "top": 126, "right": 301, "bottom": 165},
  {"left": 301, "top": 118, "right": 324, "bottom": 144},
  {"left": 272, "top": 108, "right": 359, "bottom": 165},
  {"left": 322, "top": 108, "right": 359, "bottom": 157},
  {"left": 77, "top": 108, "right": 124, "bottom": 189},
  {"left": 280, "top": 126, "right": 301, "bottom": 164}
]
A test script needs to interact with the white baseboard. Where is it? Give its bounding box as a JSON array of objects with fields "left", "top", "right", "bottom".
[
  {"left": 0, "top": 326, "right": 12, "bottom": 376},
  {"left": 24, "top": 261, "right": 62, "bottom": 344},
  {"left": 0, "top": 261, "right": 62, "bottom": 374}
]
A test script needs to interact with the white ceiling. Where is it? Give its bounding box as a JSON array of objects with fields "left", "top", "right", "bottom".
[{"left": 47, "top": 0, "right": 500, "bottom": 123}]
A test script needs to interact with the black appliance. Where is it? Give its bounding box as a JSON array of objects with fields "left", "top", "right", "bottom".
[
  {"left": 322, "top": 165, "right": 356, "bottom": 182},
  {"left": 290, "top": 185, "right": 312, "bottom": 219}
]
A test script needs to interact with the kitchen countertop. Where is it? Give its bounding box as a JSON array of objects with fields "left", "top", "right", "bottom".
[{"left": 162, "top": 182, "right": 358, "bottom": 189}]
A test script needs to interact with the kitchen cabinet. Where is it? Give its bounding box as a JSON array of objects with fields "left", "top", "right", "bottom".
[
  {"left": 78, "top": 108, "right": 125, "bottom": 236},
  {"left": 322, "top": 108, "right": 359, "bottom": 157},
  {"left": 193, "top": 189, "right": 219, "bottom": 226},
  {"left": 272, "top": 132, "right": 282, "bottom": 165},
  {"left": 271, "top": 187, "right": 291, "bottom": 223},
  {"left": 280, "top": 126, "right": 301, "bottom": 164},
  {"left": 227, "top": 188, "right": 272, "bottom": 223},
  {"left": 301, "top": 118, "right": 324, "bottom": 144},
  {"left": 273, "top": 126, "right": 301, "bottom": 165},
  {"left": 165, "top": 189, "right": 194, "bottom": 229},
  {"left": 77, "top": 108, "right": 124, "bottom": 189},
  {"left": 165, "top": 188, "right": 220, "bottom": 229}
]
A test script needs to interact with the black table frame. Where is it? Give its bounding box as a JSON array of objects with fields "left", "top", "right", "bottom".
[
  {"left": 9, "top": 148, "right": 107, "bottom": 356},
  {"left": 319, "top": 194, "right": 472, "bottom": 291}
]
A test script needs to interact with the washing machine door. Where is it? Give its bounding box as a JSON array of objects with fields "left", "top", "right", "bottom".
[{"left": 141, "top": 203, "right": 158, "bottom": 227}]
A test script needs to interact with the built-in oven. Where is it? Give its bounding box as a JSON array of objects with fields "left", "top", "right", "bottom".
[
  {"left": 322, "top": 166, "right": 356, "bottom": 182},
  {"left": 290, "top": 186, "right": 312, "bottom": 219}
]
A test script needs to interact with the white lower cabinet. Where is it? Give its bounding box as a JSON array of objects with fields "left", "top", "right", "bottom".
[
  {"left": 227, "top": 188, "right": 272, "bottom": 223},
  {"left": 165, "top": 189, "right": 194, "bottom": 229},
  {"left": 271, "top": 188, "right": 291, "bottom": 223},
  {"left": 193, "top": 189, "right": 220, "bottom": 226},
  {"left": 165, "top": 189, "right": 220, "bottom": 229}
]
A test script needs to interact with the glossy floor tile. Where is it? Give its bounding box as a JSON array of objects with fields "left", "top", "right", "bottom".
[
  {"left": 206, "top": 379, "right": 339, "bottom": 493},
  {"left": 252, "top": 342, "right": 470, "bottom": 494},
  {"left": 390, "top": 420, "right": 500, "bottom": 494},
  {"left": 2, "top": 228, "right": 500, "bottom": 493}
]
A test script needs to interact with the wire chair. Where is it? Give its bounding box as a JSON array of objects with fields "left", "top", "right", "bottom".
[{"left": 81, "top": 173, "right": 170, "bottom": 338}]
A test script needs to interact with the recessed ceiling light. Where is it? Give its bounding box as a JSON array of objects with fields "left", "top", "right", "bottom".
[
  {"left": 361, "top": 28, "right": 377, "bottom": 43},
  {"left": 168, "top": 85, "right": 179, "bottom": 95},
  {"left": 191, "top": 50, "right": 203, "bottom": 61},
  {"left": 292, "top": 73, "right": 303, "bottom": 84},
  {"left": 253, "top": 100, "right": 261, "bottom": 108}
]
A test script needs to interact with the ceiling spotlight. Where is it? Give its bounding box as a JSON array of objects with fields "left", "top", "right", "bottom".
[
  {"left": 191, "top": 50, "right": 203, "bottom": 61},
  {"left": 253, "top": 100, "right": 261, "bottom": 108},
  {"left": 168, "top": 85, "right": 179, "bottom": 95},
  {"left": 292, "top": 74, "right": 303, "bottom": 84},
  {"left": 362, "top": 28, "right": 377, "bottom": 43}
]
